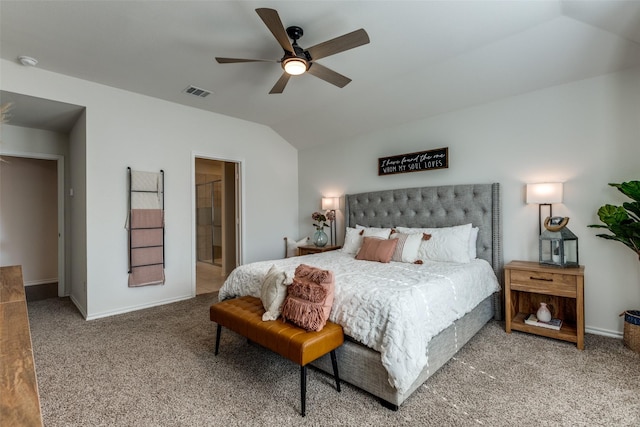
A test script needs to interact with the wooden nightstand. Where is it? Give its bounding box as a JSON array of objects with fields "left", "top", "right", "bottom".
[
  {"left": 297, "top": 245, "right": 341, "bottom": 256},
  {"left": 504, "top": 260, "right": 585, "bottom": 349}
]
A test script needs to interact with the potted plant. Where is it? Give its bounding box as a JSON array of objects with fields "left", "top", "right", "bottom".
[{"left": 589, "top": 180, "right": 640, "bottom": 352}]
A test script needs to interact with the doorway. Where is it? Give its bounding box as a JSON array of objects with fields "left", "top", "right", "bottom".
[
  {"left": 0, "top": 155, "right": 64, "bottom": 297},
  {"left": 194, "top": 157, "right": 241, "bottom": 295}
]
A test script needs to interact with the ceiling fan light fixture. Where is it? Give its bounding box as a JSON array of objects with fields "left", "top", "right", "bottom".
[
  {"left": 283, "top": 58, "right": 307, "bottom": 75},
  {"left": 218, "top": 9, "right": 370, "bottom": 93}
]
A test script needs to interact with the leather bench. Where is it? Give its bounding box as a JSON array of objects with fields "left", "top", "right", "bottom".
[{"left": 210, "top": 295, "right": 344, "bottom": 416}]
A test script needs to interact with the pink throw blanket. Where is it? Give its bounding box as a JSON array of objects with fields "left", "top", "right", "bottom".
[
  {"left": 130, "top": 209, "right": 163, "bottom": 229},
  {"left": 128, "top": 265, "right": 165, "bottom": 287},
  {"left": 131, "top": 247, "right": 163, "bottom": 267},
  {"left": 129, "top": 208, "right": 164, "bottom": 287},
  {"left": 130, "top": 229, "right": 163, "bottom": 248}
]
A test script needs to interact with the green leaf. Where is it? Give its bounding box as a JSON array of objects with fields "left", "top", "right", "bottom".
[
  {"left": 597, "top": 205, "right": 629, "bottom": 226},
  {"left": 617, "top": 181, "right": 640, "bottom": 202},
  {"left": 595, "top": 233, "right": 624, "bottom": 242},
  {"left": 592, "top": 181, "right": 640, "bottom": 258},
  {"left": 595, "top": 233, "right": 636, "bottom": 251},
  {"left": 623, "top": 201, "right": 640, "bottom": 221}
]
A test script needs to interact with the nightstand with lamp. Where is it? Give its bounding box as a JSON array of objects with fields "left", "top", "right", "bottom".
[
  {"left": 300, "top": 196, "right": 342, "bottom": 255},
  {"left": 285, "top": 195, "right": 341, "bottom": 260},
  {"left": 505, "top": 182, "right": 585, "bottom": 349}
]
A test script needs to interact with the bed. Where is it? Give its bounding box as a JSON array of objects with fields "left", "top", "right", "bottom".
[{"left": 219, "top": 183, "right": 503, "bottom": 409}]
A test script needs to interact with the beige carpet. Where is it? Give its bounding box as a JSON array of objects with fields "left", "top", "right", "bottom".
[{"left": 28, "top": 296, "right": 639, "bottom": 426}]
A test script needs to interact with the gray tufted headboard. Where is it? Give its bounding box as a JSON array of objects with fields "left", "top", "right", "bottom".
[{"left": 345, "top": 183, "right": 503, "bottom": 318}]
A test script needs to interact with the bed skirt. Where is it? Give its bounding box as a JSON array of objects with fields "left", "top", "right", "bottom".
[{"left": 310, "top": 293, "right": 495, "bottom": 408}]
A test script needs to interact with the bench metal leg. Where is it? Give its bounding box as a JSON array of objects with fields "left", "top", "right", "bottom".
[
  {"left": 214, "top": 324, "right": 221, "bottom": 356},
  {"left": 300, "top": 351, "right": 339, "bottom": 417},
  {"left": 300, "top": 365, "right": 307, "bottom": 417},
  {"left": 330, "top": 350, "right": 341, "bottom": 392}
]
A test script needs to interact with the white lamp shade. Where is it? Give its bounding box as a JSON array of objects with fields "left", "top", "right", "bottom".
[
  {"left": 526, "top": 183, "right": 563, "bottom": 204},
  {"left": 322, "top": 197, "right": 340, "bottom": 210}
]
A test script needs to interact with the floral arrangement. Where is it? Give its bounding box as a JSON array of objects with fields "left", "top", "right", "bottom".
[
  {"left": 312, "top": 211, "right": 329, "bottom": 230},
  {"left": 326, "top": 210, "right": 335, "bottom": 222}
]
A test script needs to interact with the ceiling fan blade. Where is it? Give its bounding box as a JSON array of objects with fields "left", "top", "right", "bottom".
[
  {"left": 306, "top": 29, "right": 370, "bottom": 61},
  {"left": 307, "top": 63, "right": 351, "bottom": 88},
  {"left": 256, "top": 8, "right": 294, "bottom": 54},
  {"left": 269, "top": 73, "right": 291, "bottom": 94},
  {"left": 215, "top": 57, "right": 275, "bottom": 64}
]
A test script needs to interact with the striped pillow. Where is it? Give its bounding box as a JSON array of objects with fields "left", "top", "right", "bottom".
[{"left": 390, "top": 232, "right": 423, "bottom": 263}]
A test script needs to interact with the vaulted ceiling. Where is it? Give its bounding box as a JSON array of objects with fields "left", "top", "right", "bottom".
[{"left": 1, "top": 1, "right": 639, "bottom": 150}]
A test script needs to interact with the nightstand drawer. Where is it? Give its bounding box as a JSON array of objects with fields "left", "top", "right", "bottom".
[{"left": 509, "top": 270, "right": 577, "bottom": 297}]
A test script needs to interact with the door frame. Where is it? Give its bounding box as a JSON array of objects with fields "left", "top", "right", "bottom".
[
  {"left": 0, "top": 149, "right": 66, "bottom": 296},
  {"left": 191, "top": 152, "right": 244, "bottom": 296}
]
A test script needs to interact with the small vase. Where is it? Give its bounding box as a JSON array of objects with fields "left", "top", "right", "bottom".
[
  {"left": 312, "top": 228, "right": 328, "bottom": 247},
  {"left": 537, "top": 302, "right": 552, "bottom": 323}
]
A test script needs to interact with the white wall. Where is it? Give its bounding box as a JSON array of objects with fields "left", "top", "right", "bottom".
[
  {"left": 0, "top": 155, "right": 58, "bottom": 284},
  {"left": 1, "top": 124, "right": 69, "bottom": 156},
  {"left": 69, "top": 111, "right": 87, "bottom": 314},
  {"left": 298, "top": 67, "right": 640, "bottom": 337},
  {"left": 1, "top": 59, "right": 299, "bottom": 319}
]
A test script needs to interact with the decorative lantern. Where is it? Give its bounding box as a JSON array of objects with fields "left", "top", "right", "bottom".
[{"left": 539, "top": 216, "right": 579, "bottom": 268}]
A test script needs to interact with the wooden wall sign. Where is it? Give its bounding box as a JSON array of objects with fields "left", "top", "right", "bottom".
[{"left": 378, "top": 147, "right": 448, "bottom": 176}]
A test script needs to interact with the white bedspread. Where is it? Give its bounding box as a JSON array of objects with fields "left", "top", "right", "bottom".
[{"left": 218, "top": 251, "right": 500, "bottom": 393}]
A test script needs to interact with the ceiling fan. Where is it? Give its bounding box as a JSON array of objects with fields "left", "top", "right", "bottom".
[{"left": 215, "top": 8, "right": 370, "bottom": 94}]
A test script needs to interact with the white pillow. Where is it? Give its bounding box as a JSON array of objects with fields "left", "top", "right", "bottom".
[
  {"left": 342, "top": 227, "right": 364, "bottom": 254},
  {"left": 389, "top": 232, "right": 422, "bottom": 263},
  {"left": 260, "top": 265, "right": 292, "bottom": 321},
  {"left": 396, "top": 223, "right": 473, "bottom": 263},
  {"left": 355, "top": 225, "right": 393, "bottom": 239},
  {"left": 285, "top": 236, "right": 308, "bottom": 258},
  {"left": 468, "top": 227, "right": 479, "bottom": 259}
]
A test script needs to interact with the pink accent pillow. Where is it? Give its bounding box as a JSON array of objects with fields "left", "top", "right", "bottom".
[
  {"left": 281, "top": 264, "right": 335, "bottom": 332},
  {"left": 355, "top": 237, "right": 398, "bottom": 263}
]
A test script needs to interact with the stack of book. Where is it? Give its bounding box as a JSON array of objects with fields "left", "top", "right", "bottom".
[{"left": 524, "top": 314, "right": 562, "bottom": 330}]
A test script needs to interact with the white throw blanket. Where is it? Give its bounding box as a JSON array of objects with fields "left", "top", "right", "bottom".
[{"left": 219, "top": 251, "right": 500, "bottom": 393}]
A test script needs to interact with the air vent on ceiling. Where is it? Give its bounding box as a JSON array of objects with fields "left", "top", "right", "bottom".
[{"left": 183, "top": 85, "right": 211, "bottom": 98}]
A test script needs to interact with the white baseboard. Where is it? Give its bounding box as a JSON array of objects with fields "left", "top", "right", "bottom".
[
  {"left": 586, "top": 325, "right": 622, "bottom": 339},
  {"left": 85, "top": 294, "right": 193, "bottom": 321},
  {"left": 24, "top": 278, "right": 58, "bottom": 286}
]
